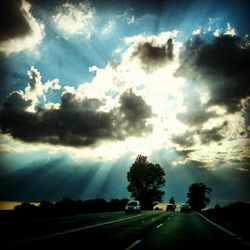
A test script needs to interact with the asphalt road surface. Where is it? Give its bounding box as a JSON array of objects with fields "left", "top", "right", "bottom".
[{"left": 1, "top": 211, "right": 249, "bottom": 249}]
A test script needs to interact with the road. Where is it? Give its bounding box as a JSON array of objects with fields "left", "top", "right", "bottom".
[{"left": 1, "top": 211, "right": 249, "bottom": 249}]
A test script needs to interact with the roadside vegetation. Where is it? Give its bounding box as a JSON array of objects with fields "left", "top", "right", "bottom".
[
  {"left": 10, "top": 198, "right": 129, "bottom": 218},
  {"left": 201, "top": 202, "right": 250, "bottom": 241}
]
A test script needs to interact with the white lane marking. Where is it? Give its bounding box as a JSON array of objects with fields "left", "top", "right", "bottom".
[
  {"left": 6, "top": 212, "right": 155, "bottom": 247},
  {"left": 156, "top": 223, "right": 163, "bottom": 229},
  {"left": 196, "top": 212, "right": 250, "bottom": 247},
  {"left": 125, "top": 240, "right": 142, "bottom": 250}
]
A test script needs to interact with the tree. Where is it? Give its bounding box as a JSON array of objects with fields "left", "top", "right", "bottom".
[
  {"left": 127, "top": 155, "right": 166, "bottom": 209},
  {"left": 187, "top": 182, "right": 212, "bottom": 211},
  {"left": 169, "top": 197, "right": 175, "bottom": 206}
]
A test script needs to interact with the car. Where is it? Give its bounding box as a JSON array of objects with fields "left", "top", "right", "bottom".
[
  {"left": 125, "top": 200, "right": 141, "bottom": 214},
  {"left": 180, "top": 203, "right": 191, "bottom": 213},
  {"left": 166, "top": 203, "right": 176, "bottom": 211}
]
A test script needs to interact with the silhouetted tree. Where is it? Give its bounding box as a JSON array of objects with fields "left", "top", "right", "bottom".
[
  {"left": 108, "top": 198, "right": 129, "bottom": 211},
  {"left": 39, "top": 201, "right": 54, "bottom": 216},
  {"left": 83, "top": 199, "right": 108, "bottom": 213},
  {"left": 127, "top": 155, "right": 166, "bottom": 210},
  {"left": 214, "top": 204, "right": 221, "bottom": 211},
  {"left": 14, "top": 202, "right": 37, "bottom": 217},
  {"left": 39, "top": 201, "right": 53, "bottom": 208},
  {"left": 169, "top": 197, "right": 175, "bottom": 205},
  {"left": 187, "top": 182, "right": 212, "bottom": 211}
]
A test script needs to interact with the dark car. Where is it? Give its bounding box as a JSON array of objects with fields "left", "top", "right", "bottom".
[
  {"left": 125, "top": 200, "right": 141, "bottom": 214},
  {"left": 180, "top": 203, "right": 191, "bottom": 213},
  {"left": 166, "top": 204, "right": 176, "bottom": 211}
]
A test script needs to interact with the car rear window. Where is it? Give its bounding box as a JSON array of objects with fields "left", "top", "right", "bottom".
[{"left": 128, "top": 202, "right": 138, "bottom": 205}]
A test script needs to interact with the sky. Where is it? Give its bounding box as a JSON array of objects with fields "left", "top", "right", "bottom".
[{"left": 0, "top": 0, "right": 250, "bottom": 207}]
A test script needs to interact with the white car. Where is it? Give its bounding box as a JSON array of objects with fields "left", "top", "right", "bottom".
[
  {"left": 125, "top": 200, "right": 141, "bottom": 214},
  {"left": 166, "top": 203, "right": 176, "bottom": 211},
  {"left": 180, "top": 203, "right": 191, "bottom": 212}
]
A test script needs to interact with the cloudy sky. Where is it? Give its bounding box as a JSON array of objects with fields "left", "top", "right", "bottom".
[{"left": 0, "top": 0, "right": 249, "bottom": 206}]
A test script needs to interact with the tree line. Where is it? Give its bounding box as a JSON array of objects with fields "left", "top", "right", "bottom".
[
  {"left": 14, "top": 198, "right": 129, "bottom": 217},
  {"left": 14, "top": 154, "right": 213, "bottom": 217}
]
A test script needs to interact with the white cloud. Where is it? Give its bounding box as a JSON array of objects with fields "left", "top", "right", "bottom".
[
  {"left": 214, "top": 23, "right": 236, "bottom": 37},
  {"left": 101, "top": 20, "right": 116, "bottom": 36},
  {"left": 44, "top": 102, "right": 60, "bottom": 110},
  {"left": 75, "top": 30, "right": 186, "bottom": 155},
  {"left": 214, "top": 27, "right": 222, "bottom": 37},
  {"left": 117, "top": 12, "right": 136, "bottom": 25},
  {"left": 127, "top": 15, "right": 135, "bottom": 25},
  {"left": 52, "top": 2, "right": 95, "bottom": 39},
  {"left": 0, "top": 0, "right": 45, "bottom": 55},
  {"left": 43, "top": 79, "right": 61, "bottom": 93},
  {"left": 191, "top": 19, "right": 236, "bottom": 38},
  {"left": 225, "top": 23, "right": 236, "bottom": 36},
  {"left": 124, "top": 30, "right": 179, "bottom": 45},
  {"left": 23, "top": 66, "right": 61, "bottom": 111},
  {"left": 192, "top": 27, "right": 202, "bottom": 35}
]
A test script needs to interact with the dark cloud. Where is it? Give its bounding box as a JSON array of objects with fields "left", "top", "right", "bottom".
[
  {"left": 3, "top": 91, "right": 32, "bottom": 111},
  {"left": 177, "top": 110, "right": 216, "bottom": 127},
  {"left": 58, "top": 92, "right": 115, "bottom": 146},
  {"left": 231, "top": 157, "right": 250, "bottom": 171},
  {"left": 176, "top": 90, "right": 217, "bottom": 126},
  {"left": 0, "top": 55, "right": 11, "bottom": 105},
  {"left": 116, "top": 89, "right": 153, "bottom": 137},
  {"left": 131, "top": 38, "right": 174, "bottom": 72},
  {"left": 175, "top": 148, "right": 195, "bottom": 158},
  {"left": 198, "top": 121, "right": 228, "bottom": 145},
  {"left": 177, "top": 35, "right": 250, "bottom": 113},
  {"left": 242, "top": 99, "right": 250, "bottom": 137},
  {"left": 61, "top": 92, "right": 103, "bottom": 112},
  {"left": 0, "top": 0, "right": 31, "bottom": 43},
  {"left": 176, "top": 84, "right": 218, "bottom": 127},
  {"left": 171, "top": 121, "right": 227, "bottom": 147},
  {"left": 171, "top": 131, "right": 195, "bottom": 148},
  {"left": 0, "top": 89, "right": 153, "bottom": 146}
]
